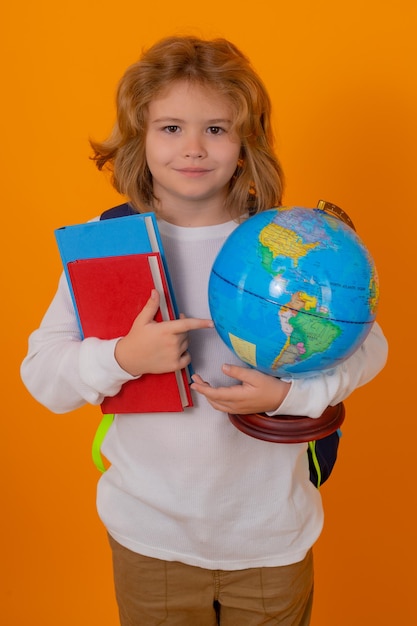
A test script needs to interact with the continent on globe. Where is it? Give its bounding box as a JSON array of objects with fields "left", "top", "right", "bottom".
[
  {"left": 273, "top": 291, "right": 342, "bottom": 370},
  {"left": 368, "top": 267, "right": 379, "bottom": 314},
  {"left": 259, "top": 221, "right": 319, "bottom": 270}
]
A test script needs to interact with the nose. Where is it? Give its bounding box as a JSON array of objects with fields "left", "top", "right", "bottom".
[
  {"left": 186, "top": 149, "right": 204, "bottom": 159},
  {"left": 184, "top": 133, "right": 207, "bottom": 159}
]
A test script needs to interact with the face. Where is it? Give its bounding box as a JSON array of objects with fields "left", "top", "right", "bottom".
[{"left": 145, "top": 80, "right": 241, "bottom": 225}]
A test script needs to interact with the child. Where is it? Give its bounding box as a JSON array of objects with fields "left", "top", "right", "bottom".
[{"left": 21, "top": 36, "right": 388, "bottom": 625}]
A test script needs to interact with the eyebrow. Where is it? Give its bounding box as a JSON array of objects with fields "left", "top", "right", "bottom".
[{"left": 150, "top": 117, "right": 233, "bottom": 125}]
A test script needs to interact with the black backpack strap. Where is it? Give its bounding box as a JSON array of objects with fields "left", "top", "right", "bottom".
[{"left": 100, "top": 202, "right": 138, "bottom": 220}]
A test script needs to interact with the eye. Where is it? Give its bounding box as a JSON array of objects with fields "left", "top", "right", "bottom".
[
  {"left": 207, "top": 126, "right": 225, "bottom": 135},
  {"left": 164, "top": 125, "right": 180, "bottom": 133}
]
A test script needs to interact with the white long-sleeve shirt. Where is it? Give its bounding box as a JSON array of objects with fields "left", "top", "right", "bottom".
[{"left": 21, "top": 217, "right": 388, "bottom": 569}]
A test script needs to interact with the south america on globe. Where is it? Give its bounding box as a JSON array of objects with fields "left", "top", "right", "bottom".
[{"left": 208, "top": 206, "right": 379, "bottom": 378}]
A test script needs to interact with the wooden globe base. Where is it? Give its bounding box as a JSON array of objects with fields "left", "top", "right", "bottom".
[{"left": 228, "top": 402, "right": 345, "bottom": 443}]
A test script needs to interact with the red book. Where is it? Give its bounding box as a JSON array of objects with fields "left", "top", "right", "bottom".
[{"left": 67, "top": 253, "right": 193, "bottom": 413}]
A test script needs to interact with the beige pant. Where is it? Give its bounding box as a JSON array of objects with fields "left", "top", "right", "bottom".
[{"left": 108, "top": 535, "right": 314, "bottom": 625}]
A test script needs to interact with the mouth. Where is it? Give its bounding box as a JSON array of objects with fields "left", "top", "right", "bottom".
[{"left": 175, "top": 168, "right": 212, "bottom": 177}]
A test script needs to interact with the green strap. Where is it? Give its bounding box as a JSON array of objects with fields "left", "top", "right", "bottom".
[
  {"left": 308, "top": 440, "right": 322, "bottom": 489},
  {"left": 92, "top": 413, "right": 114, "bottom": 473}
]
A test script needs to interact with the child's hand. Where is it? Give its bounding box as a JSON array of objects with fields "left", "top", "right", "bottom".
[
  {"left": 115, "top": 289, "right": 214, "bottom": 376},
  {"left": 191, "top": 364, "right": 291, "bottom": 415}
]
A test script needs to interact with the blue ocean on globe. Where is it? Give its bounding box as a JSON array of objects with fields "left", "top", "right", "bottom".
[{"left": 208, "top": 206, "right": 379, "bottom": 378}]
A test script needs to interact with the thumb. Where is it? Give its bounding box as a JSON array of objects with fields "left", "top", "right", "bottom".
[{"left": 136, "top": 289, "right": 161, "bottom": 324}]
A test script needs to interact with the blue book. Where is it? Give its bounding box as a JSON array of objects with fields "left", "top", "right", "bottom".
[{"left": 55, "top": 212, "right": 178, "bottom": 333}]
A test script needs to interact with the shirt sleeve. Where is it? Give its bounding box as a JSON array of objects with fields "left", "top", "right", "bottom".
[
  {"left": 267, "top": 321, "right": 388, "bottom": 418},
  {"left": 20, "top": 273, "right": 138, "bottom": 413}
]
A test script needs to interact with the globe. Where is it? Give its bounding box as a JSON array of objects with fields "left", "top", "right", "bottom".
[{"left": 208, "top": 206, "right": 379, "bottom": 379}]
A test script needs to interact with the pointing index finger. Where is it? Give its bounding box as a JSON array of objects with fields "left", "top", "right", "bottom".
[{"left": 170, "top": 317, "right": 215, "bottom": 333}]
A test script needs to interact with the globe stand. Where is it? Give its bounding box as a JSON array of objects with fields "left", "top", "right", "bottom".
[{"left": 228, "top": 402, "right": 345, "bottom": 444}]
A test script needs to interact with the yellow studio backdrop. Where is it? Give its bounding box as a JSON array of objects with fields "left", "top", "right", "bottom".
[{"left": 2, "top": 1, "right": 415, "bottom": 624}]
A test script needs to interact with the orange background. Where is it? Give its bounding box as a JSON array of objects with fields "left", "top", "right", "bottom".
[{"left": 2, "top": 1, "right": 415, "bottom": 624}]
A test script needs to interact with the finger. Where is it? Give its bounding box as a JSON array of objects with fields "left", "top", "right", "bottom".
[
  {"left": 169, "top": 317, "right": 215, "bottom": 334},
  {"left": 191, "top": 382, "right": 235, "bottom": 401},
  {"left": 191, "top": 373, "right": 210, "bottom": 386},
  {"left": 178, "top": 336, "right": 189, "bottom": 354},
  {"left": 221, "top": 363, "right": 258, "bottom": 383},
  {"left": 178, "top": 351, "right": 192, "bottom": 369},
  {"left": 136, "top": 289, "right": 161, "bottom": 324}
]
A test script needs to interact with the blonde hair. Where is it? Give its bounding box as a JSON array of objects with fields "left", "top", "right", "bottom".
[{"left": 90, "top": 36, "right": 284, "bottom": 217}]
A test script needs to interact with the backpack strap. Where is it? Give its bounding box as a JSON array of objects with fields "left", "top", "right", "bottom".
[
  {"left": 92, "top": 414, "right": 114, "bottom": 472},
  {"left": 91, "top": 202, "right": 139, "bottom": 472},
  {"left": 100, "top": 202, "right": 138, "bottom": 220}
]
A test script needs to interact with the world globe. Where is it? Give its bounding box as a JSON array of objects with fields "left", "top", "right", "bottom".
[{"left": 208, "top": 205, "right": 379, "bottom": 379}]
